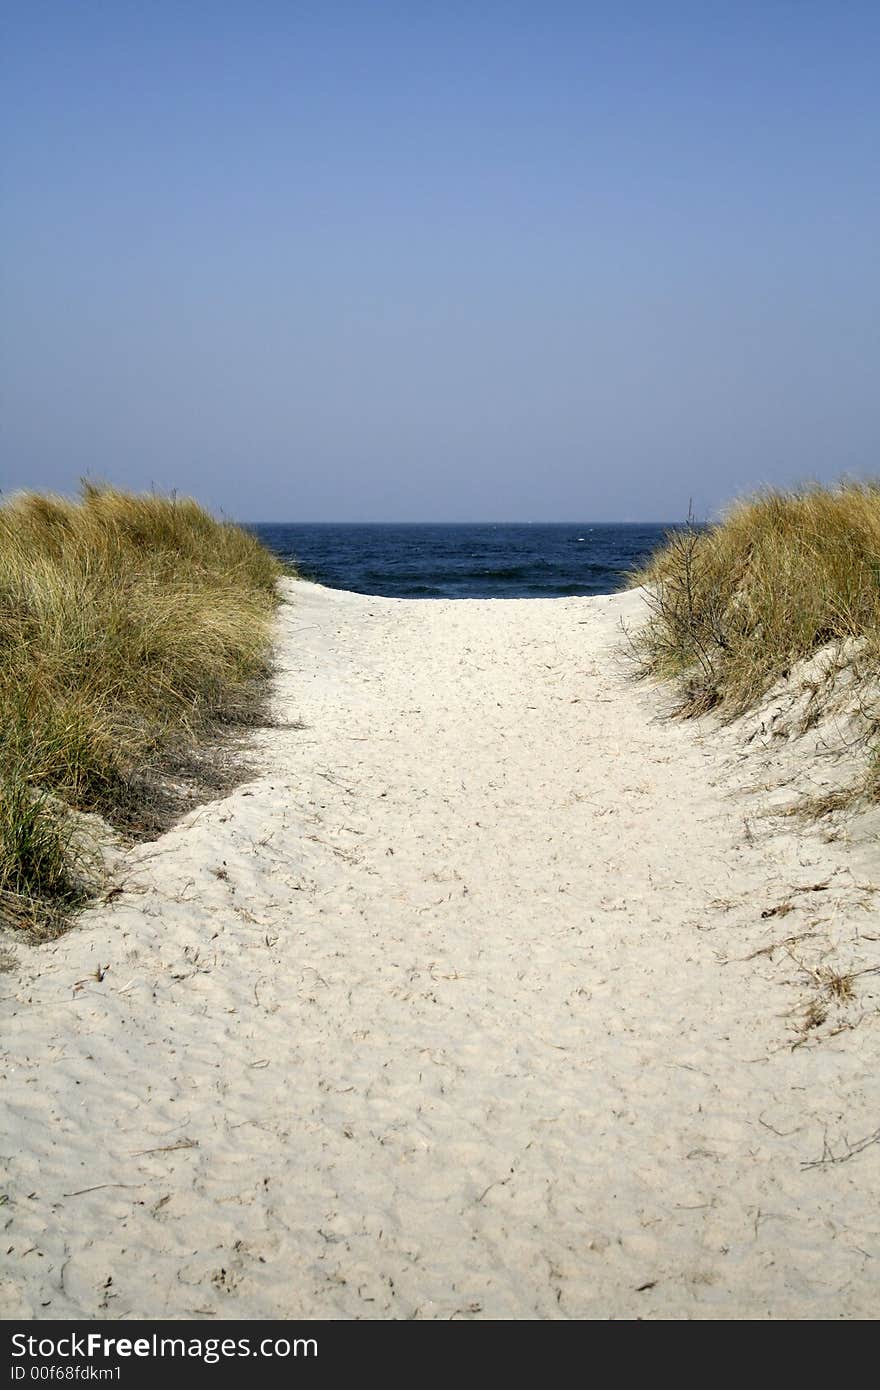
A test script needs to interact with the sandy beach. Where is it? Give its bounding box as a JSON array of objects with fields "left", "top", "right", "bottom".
[{"left": 2, "top": 579, "right": 878, "bottom": 1320}]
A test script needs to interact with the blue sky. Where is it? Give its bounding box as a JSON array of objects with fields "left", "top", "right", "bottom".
[{"left": 3, "top": 2, "right": 878, "bottom": 520}]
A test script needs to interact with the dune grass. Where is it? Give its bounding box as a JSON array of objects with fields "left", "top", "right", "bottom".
[
  {"left": 0, "top": 484, "right": 283, "bottom": 933},
  {"left": 631, "top": 483, "right": 880, "bottom": 804}
]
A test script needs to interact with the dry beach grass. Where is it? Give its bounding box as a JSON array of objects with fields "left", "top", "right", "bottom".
[
  {"left": 631, "top": 483, "right": 880, "bottom": 808},
  {"left": 0, "top": 485, "right": 282, "bottom": 935}
]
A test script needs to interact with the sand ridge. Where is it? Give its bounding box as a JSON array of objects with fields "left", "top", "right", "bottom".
[{"left": 1, "top": 580, "right": 878, "bottom": 1319}]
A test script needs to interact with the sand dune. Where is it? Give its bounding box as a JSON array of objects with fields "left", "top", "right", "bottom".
[{"left": 2, "top": 580, "right": 878, "bottom": 1320}]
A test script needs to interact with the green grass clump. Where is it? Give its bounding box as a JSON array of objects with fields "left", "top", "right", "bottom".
[
  {"left": 0, "top": 484, "right": 284, "bottom": 932},
  {"left": 631, "top": 482, "right": 880, "bottom": 800}
]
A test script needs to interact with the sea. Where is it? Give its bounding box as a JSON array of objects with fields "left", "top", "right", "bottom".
[{"left": 248, "top": 522, "right": 682, "bottom": 600}]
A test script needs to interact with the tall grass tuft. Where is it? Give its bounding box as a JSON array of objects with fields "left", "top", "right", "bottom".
[
  {"left": 0, "top": 484, "right": 284, "bottom": 932},
  {"left": 631, "top": 483, "right": 880, "bottom": 801}
]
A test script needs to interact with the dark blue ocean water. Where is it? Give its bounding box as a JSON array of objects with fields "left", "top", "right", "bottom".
[{"left": 249, "top": 523, "right": 680, "bottom": 600}]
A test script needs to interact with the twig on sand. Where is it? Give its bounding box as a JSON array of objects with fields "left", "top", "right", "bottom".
[
  {"left": 305, "top": 834, "right": 360, "bottom": 863},
  {"left": 315, "top": 769, "right": 356, "bottom": 794},
  {"left": 63, "top": 1183, "right": 145, "bottom": 1197},
  {"left": 130, "top": 1138, "right": 199, "bottom": 1157},
  {"left": 802, "top": 1126, "right": 880, "bottom": 1170},
  {"left": 738, "top": 931, "right": 820, "bottom": 961},
  {"left": 760, "top": 901, "right": 795, "bottom": 919},
  {"left": 476, "top": 1174, "right": 513, "bottom": 1204}
]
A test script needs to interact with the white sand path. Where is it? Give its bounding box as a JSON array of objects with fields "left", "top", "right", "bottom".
[{"left": 2, "top": 581, "right": 878, "bottom": 1319}]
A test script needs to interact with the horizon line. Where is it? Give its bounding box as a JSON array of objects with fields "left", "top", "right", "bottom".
[{"left": 240, "top": 518, "right": 694, "bottom": 527}]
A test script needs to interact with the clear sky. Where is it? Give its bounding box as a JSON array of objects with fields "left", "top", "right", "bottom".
[{"left": 2, "top": 2, "right": 878, "bottom": 521}]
